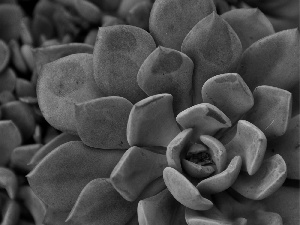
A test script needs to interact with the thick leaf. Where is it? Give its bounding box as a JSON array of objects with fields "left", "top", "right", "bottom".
[
  {"left": 261, "top": 185, "right": 300, "bottom": 225},
  {"left": 1, "top": 101, "right": 36, "bottom": 141},
  {"left": 67, "top": 178, "right": 138, "bottom": 225},
  {"left": 9, "top": 39, "right": 28, "bottom": 74},
  {"left": 1, "top": 199, "right": 20, "bottom": 225},
  {"left": 237, "top": 29, "right": 299, "bottom": 110},
  {"left": 0, "top": 4, "right": 22, "bottom": 42},
  {"left": 10, "top": 144, "right": 42, "bottom": 172},
  {"left": 181, "top": 12, "right": 242, "bottom": 104},
  {"left": 166, "top": 128, "right": 193, "bottom": 173},
  {"left": 33, "top": 43, "right": 93, "bottom": 76},
  {"left": 37, "top": 53, "right": 104, "bottom": 134},
  {"left": 196, "top": 156, "right": 242, "bottom": 195},
  {"left": 15, "top": 78, "right": 36, "bottom": 98},
  {"left": 138, "top": 189, "right": 181, "bottom": 225},
  {"left": 232, "top": 154, "right": 287, "bottom": 200},
  {"left": 0, "top": 167, "right": 18, "bottom": 199},
  {"left": 0, "top": 40, "right": 10, "bottom": 73},
  {"left": 0, "top": 120, "right": 22, "bottom": 166},
  {"left": 137, "top": 46, "right": 194, "bottom": 115},
  {"left": 18, "top": 186, "right": 46, "bottom": 225},
  {"left": 126, "top": 1, "right": 153, "bottom": 30},
  {"left": 221, "top": 8, "right": 275, "bottom": 50},
  {"left": 0, "top": 68, "right": 16, "bottom": 93},
  {"left": 110, "top": 146, "right": 167, "bottom": 201},
  {"left": 245, "top": 86, "right": 292, "bottom": 138},
  {"left": 93, "top": 25, "right": 155, "bottom": 103},
  {"left": 73, "top": 0, "right": 102, "bottom": 24},
  {"left": 29, "top": 132, "right": 81, "bottom": 167},
  {"left": 43, "top": 207, "right": 78, "bottom": 225},
  {"left": 75, "top": 96, "right": 132, "bottom": 149},
  {"left": 27, "top": 141, "right": 125, "bottom": 211},
  {"left": 202, "top": 73, "right": 254, "bottom": 123},
  {"left": 163, "top": 167, "right": 213, "bottom": 210},
  {"left": 127, "top": 94, "right": 181, "bottom": 147},
  {"left": 149, "top": 0, "right": 215, "bottom": 51},
  {"left": 221, "top": 120, "right": 267, "bottom": 175},
  {"left": 267, "top": 114, "right": 300, "bottom": 179},
  {"left": 176, "top": 103, "right": 231, "bottom": 142}
]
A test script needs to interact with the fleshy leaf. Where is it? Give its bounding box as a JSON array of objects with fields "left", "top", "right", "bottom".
[
  {"left": 196, "top": 156, "right": 242, "bottom": 195},
  {"left": 0, "top": 120, "right": 22, "bottom": 166},
  {"left": 93, "top": 25, "right": 156, "bottom": 103},
  {"left": 137, "top": 46, "right": 194, "bottom": 115},
  {"left": 67, "top": 178, "right": 137, "bottom": 225},
  {"left": 221, "top": 8, "right": 275, "bottom": 50},
  {"left": 75, "top": 96, "right": 132, "bottom": 149},
  {"left": 185, "top": 207, "right": 241, "bottom": 225},
  {"left": 200, "top": 135, "right": 227, "bottom": 173},
  {"left": 73, "top": 0, "right": 102, "bottom": 24},
  {"left": 127, "top": 94, "right": 181, "bottom": 147},
  {"left": 138, "top": 189, "right": 181, "bottom": 225},
  {"left": 37, "top": 53, "right": 104, "bottom": 134},
  {"left": 1, "top": 199, "right": 20, "bottom": 225},
  {"left": 0, "top": 167, "right": 18, "bottom": 199},
  {"left": 0, "top": 4, "right": 22, "bottom": 42},
  {"left": 267, "top": 114, "right": 300, "bottom": 179},
  {"left": 43, "top": 207, "right": 77, "bottom": 225},
  {"left": 221, "top": 120, "right": 267, "bottom": 175},
  {"left": 29, "top": 132, "right": 80, "bottom": 167},
  {"left": 237, "top": 29, "right": 299, "bottom": 110},
  {"left": 27, "top": 141, "right": 125, "bottom": 211},
  {"left": 0, "top": 68, "right": 16, "bottom": 97},
  {"left": 0, "top": 40, "right": 10, "bottom": 73},
  {"left": 232, "top": 154, "right": 287, "bottom": 200},
  {"left": 176, "top": 103, "right": 231, "bottom": 142},
  {"left": 149, "top": 0, "right": 215, "bottom": 51},
  {"left": 33, "top": 43, "right": 93, "bottom": 76},
  {"left": 261, "top": 185, "right": 299, "bottom": 225},
  {"left": 110, "top": 146, "right": 167, "bottom": 201},
  {"left": 10, "top": 144, "right": 42, "bottom": 172},
  {"left": 166, "top": 128, "right": 193, "bottom": 173},
  {"left": 202, "top": 73, "right": 254, "bottom": 123},
  {"left": 18, "top": 186, "right": 46, "bottom": 225},
  {"left": 163, "top": 167, "right": 213, "bottom": 210},
  {"left": 181, "top": 12, "right": 242, "bottom": 104},
  {"left": 245, "top": 86, "right": 292, "bottom": 138}
]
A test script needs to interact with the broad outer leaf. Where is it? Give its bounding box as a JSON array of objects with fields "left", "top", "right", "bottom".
[
  {"left": 75, "top": 96, "right": 133, "bottom": 149},
  {"left": 0, "top": 40, "right": 10, "bottom": 73},
  {"left": 27, "top": 141, "right": 125, "bottom": 211},
  {"left": 93, "top": 25, "right": 156, "bottom": 103},
  {"left": 149, "top": 0, "right": 215, "bottom": 51},
  {"left": 37, "top": 53, "right": 104, "bottom": 134},
  {"left": 222, "top": 8, "right": 275, "bottom": 50},
  {"left": 43, "top": 207, "right": 78, "bottom": 225},
  {"left": 29, "top": 132, "right": 81, "bottom": 167},
  {"left": 137, "top": 46, "right": 194, "bottom": 115},
  {"left": 237, "top": 29, "right": 299, "bottom": 111},
  {"left": 33, "top": 43, "right": 93, "bottom": 76},
  {"left": 67, "top": 178, "right": 138, "bottom": 225},
  {"left": 0, "top": 120, "right": 22, "bottom": 166},
  {"left": 181, "top": 12, "right": 242, "bottom": 104}
]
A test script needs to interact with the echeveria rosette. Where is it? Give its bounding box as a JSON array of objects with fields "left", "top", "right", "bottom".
[{"left": 110, "top": 71, "right": 290, "bottom": 224}]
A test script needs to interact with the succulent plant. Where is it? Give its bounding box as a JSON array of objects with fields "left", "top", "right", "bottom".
[{"left": 26, "top": 0, "right": 299, "bottom": 224}]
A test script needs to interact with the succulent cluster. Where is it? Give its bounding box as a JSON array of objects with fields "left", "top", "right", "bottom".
[{"left": 0, "top": 0, "right": 299, "bottom": 225}]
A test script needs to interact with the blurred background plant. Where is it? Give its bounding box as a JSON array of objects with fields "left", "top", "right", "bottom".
[{"left": 0, "top": 0, "right": 299, "bottom": 224}]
